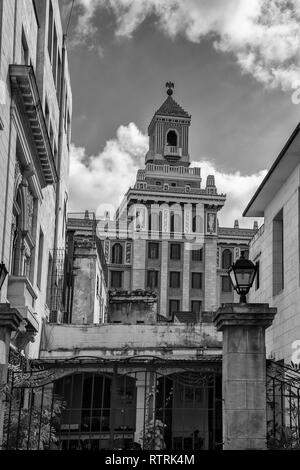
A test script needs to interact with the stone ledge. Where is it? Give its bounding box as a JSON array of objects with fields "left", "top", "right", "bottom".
[
  {"left": 213, "top": 303, "right": 277, "bottom": 331},
  {"left": 0, "top": 303, "right": 23, "bottom": 331}
]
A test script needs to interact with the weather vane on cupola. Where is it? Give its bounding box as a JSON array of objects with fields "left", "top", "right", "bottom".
[{"left": 166, "top": 81, "right": 175, "bottom": 96}]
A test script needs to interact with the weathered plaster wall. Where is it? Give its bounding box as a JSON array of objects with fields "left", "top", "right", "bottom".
[
  {"left": 40, "top": 323, "right": 222, "bottom": 360},
  {"left": 109, "top": 295, "right": 157, "bottom": 324}
]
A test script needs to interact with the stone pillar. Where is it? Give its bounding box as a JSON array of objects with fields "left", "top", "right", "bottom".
[
  {"left": 214, "top": 303, "right": 276, "bottom": 450},
  {"left": 0, "top": 304, "right": 23, "bottom": 448},
  {"left": 134, "top": 371, "right": 155, "bottom": 445},
  {"left": 182, "top": 244, "right": 190, "bottom": 311},
  {"left": 159, "top": 241, "right": 168, "bottom": 316}
]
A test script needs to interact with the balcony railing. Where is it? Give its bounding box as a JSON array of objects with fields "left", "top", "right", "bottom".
[
  {"left": 145, "top": 163, "right": 201, "bottom": 177},
  {"left": 164, "top": 145, "right": 182, "bottom": 157}
]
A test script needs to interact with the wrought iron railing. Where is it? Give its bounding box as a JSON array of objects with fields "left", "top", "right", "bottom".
[{"left": 267, "top": 360, "right": 300, "bottom": 449}]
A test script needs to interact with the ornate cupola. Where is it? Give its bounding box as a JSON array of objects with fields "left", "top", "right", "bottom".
[{"left": 145, "top": 82, "right": 191, "bottom": 167}]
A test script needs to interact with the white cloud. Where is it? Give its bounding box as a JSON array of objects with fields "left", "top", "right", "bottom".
[
  {"left": 69, "top": 122, "right": 148, "bottom": 215},
  {"left": 197, "top": 160, "right": 267, "bottom": 228},
  {"left": 69, "top": 123, "right": 266, "bottom": 228},
  {"left": 68, "top": 0, "right": 300, "bottom": 91}
]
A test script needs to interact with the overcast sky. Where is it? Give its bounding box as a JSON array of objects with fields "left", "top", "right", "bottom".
[{"left": 60, "top": 0, "right": 300, "bottom": 227}]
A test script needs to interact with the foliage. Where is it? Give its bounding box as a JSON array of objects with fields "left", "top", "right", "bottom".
[
  {"left": 140, "top": 418, "right": 166, "bottom": 450},
  {"left": 138, "top": 383, "right": 167, "bottom": 450},
  {"left": 267, "top": 424, "right": 300, "bottom": 450}
]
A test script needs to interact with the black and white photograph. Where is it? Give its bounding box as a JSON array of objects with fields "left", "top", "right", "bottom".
[{"left": 0, "top": 0, "right": 300, "bottom": 459}]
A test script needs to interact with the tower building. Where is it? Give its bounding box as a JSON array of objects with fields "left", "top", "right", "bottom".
[{"left": 100, "top": 84, "right": 254, "bottom": 319}]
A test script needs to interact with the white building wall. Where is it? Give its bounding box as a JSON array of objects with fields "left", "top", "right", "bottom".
[
  {"left": 0, "top": 0, "right": 72, "bottom": 358},
  {"left": 249, "top": 164, "right": 300, "bottom": 362}
]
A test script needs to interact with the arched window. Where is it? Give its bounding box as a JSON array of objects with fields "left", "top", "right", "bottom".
[
  {"left": 222, "top": 249, "right": 232, "bottom": 269},
  {"left": 111, "top": 243, "right": 123, "bottom": 264},
  {"left": 166, "top": 130, "right": 178, "bottom": 147}
]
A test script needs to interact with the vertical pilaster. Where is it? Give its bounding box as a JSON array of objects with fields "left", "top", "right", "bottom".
[
  {"left": 204, "top": 237, "right": 218, "bottom": 311},
  {"left": 160, "top": 241, "right": 168, "bottom": 316},
  {"left": 132, "top": 238, "right": 146, "bottom": 290},
  {"left": 182, "top": 243, "right": 190, "bottom": 311}
]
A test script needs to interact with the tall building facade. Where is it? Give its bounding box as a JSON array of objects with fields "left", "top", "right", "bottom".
[
  {"left": 0, "top": 0, "right": 72, "bottom": 358},
  {"left": 245, "top": 122, "right": 300, "bottom": 364},
  {"left": 100, "top": 84, "right": 256, "bottom": 319}
]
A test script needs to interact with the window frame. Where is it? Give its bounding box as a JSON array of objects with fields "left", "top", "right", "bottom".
[
  {"left": 221, "top": 276, "right": 232, "bottom": 293},
  {"left": 191, "top": 272, "right": 202, "bottom": 290},
  {"left": 192, "top": 248, "right": 203, "bottom": 262},
  {"left": 170, "top": 243, "right": 181, "bottom": 261},
  {"left": 169, "top": 271, "right": 181, "bottom": 289},
  {"left": 191, "top": 300, "right": 202, "bottom": 314},
  {"left": 148, "top": 242, "right": 159, "bottom": 260},
  {"left": 110, "top": 270, "right": 123, "bottom": 289},
  {"left": 147, "top": 270, "right": 159, "bottom": 289}
]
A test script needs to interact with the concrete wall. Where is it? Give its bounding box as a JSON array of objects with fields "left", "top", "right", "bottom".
[
  {"left": 40, "top": 323, "right": 222, "bottom": 360},
  {"left": 72, "top": 245, "right": 108, "bottom": 325},
  {"left": 109, "top": 295, "right": 157, "bottom": 324},
  {"left": 249, "top": 165, "right": 300, "bottom": 362}
]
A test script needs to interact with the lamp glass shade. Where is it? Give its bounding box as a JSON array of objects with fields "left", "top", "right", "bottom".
[
  {"left": 227, "top": 256, "right": 257, "bottom": 296},
  {"left": 228, "top": 267, "right": 237, "bottom": 290},
  {"left": 234, "top": 267, "right": 256, "bottom": 290}
]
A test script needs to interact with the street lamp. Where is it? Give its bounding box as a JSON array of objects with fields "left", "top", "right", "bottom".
[
  {"left": 228, "top": 253, "right": 257, "bottom": 303},
  {"left": 0, "top": 261, "right": 8, "bottom": 291}
]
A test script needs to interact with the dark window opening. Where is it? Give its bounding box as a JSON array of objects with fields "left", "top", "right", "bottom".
[
  {"left": 170, "top": 243, "right": 181, "bottom": 260},
  {"left": 191, "top": 300, "right": 202, "bottom": 314},
  {"left": 147, "top": 270, "right": 158, "bottom": 289},
  {"left": 148, "top": 242, "right": 159, "bottom": 259},
  {"left": 167, "top": 130, "right": 178, "bottom": 147},
  {"left": 111, "top": 243, "right": 123, "bottom": 264},
  {"left": 36, "top": 229, "right": 44, "bottom": 289},
  {"left": 191, "top": 273, "right": 202, "bottom": 289},
  {"left": 45, "top": 100, "right": 50, "bottom": 132},
  {"left": 169, "top": 299, "right": 180, "bottom": 319},
  {"left": 111, "top": 271, "right": 123, "bottom": 289},
  {"left": 170, "top": 271, "right": 180, "bottom": 289},
  {"left": 192, "top": 248, "right": 203, "bottom": 262},
  {"left": 21, "top": 31, "right": 29, "bottom": 65},
  {"left": 255, "top": 260, "right": 260, "bottom": 290},
  {"left": 221, "top": 276, "right": 232, "bottom": 292},
  {"left": 273, "top": 209, "right": 284, "bottom": 295},
  {"left": 48, "top": 1, "right": 53, "bottom": 62},
  {"left": 222, "top": 249, "right": 232, "bottom": 269}
]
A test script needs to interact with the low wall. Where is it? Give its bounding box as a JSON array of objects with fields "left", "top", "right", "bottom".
[{"left": 40, "top": 323, "right": 222, "bottom": 360}]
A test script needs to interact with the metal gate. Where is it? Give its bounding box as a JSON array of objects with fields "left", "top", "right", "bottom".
[
  {"left": 267, "top": 360, "right": 300, "bottom": 449},
  {"left": 3, "top": 356, "right": 222, "bottom": 450}
]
